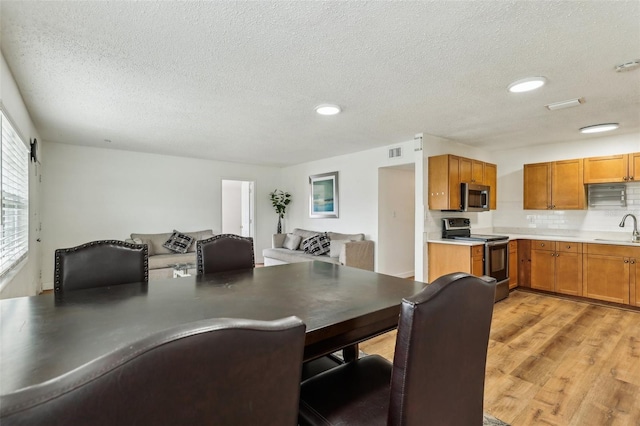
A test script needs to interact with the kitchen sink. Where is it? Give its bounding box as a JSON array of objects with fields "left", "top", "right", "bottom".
[{"left": 593, "top": 238, "right": 640, "bottom": 244}]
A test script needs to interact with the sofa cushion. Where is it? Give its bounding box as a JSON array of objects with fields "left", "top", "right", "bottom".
[
  {"left": 293, "top": 229, "right": 321, "bottom": 240},
  {"left": 262, "top": 248, "right": 339, "bottom": 265},
  {"left": 304, "top": 234, "right": 331, "bottom": 256},
  {"left": 163, "top": 230, "right": 195, "bottom": 254},
  {"left": 131, "top": 232, "right": 174, "bottom": 255},
  {"left": 329, "top": 240, "right": 349, "bottom": 258},
  {"left": 186, "top": 230, "right": 215, "bottom": 253},
  {"left": 131, "top": 230, "right": 214, "bottom": 255},
  {"left": 283, "top": 234, "right": 302, "bottom": 250},
  {"left": 148, "top": 252, "right": 197, "bottom": 270},
  {"left": 327, "top": 232, "right": 365, "bottom": 242},
  {"left": 132, "top": 237, "right": 155, "bottom": 256}
]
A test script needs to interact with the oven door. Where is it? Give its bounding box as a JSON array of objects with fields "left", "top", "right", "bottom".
[{"left": 485, "top": 240, "right": 509, "bottom": 282}]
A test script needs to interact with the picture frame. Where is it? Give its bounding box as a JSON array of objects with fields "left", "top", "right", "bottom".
[{"left": 309, "top": 171, "right": 339, "bottom": 218}]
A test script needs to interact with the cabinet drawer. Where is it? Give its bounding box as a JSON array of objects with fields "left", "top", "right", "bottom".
[
  {"left": 471, "top": 245, "right": 484, "bottom": 257},
  {"left": 532, "top": 240, "right": 554, "bottom": 251},
  {"left": 557, "top": 241, "right": 581, "bottom": 253}
]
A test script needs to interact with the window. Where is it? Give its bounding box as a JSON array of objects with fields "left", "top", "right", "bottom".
[{"left": 1, "top": 111, "right": 29, "bottom": 276}]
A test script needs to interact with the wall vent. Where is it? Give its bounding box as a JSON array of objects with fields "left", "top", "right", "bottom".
[{"left": 388, "top": 147, "right": 402, "bottom": 158}]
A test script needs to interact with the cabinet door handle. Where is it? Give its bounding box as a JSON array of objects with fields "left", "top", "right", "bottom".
[
  {"left": 566, "top": 245, "right": 571, "bottom": 249},
  {"left": 624, "top": 259, "right": 629, "bottom": 263},
  {"left": 624, "top": 176, "right": 629, "bottom": 181},
  {"left": 630, "top": 176, "right": 635, "bottom": 181},
  {"left": 631, "top": 259, "right": 636, "bottom": 264}
]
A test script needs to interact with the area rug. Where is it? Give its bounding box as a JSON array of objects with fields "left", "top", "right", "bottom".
[
  {"left": 484, "top": 413, "right": 510, "bottom": 425},
  {"left": 331, "top": 350, "right": 511, "bottom": 426}
]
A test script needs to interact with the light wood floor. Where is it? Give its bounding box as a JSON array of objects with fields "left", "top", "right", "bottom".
[{"left": 360, "top": 290, "right": 640, "bottom": 425}]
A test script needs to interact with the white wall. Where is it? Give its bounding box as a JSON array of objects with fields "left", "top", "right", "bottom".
[
  {"left": 40, "top": 143, "right": 281, "bottom": 289},
  {"left": 221, "top": 180, "right": 243, "bottom": 235},
  {"left": 492, "top": 133, "right": 640, "bottom": 237},
  {"left": 0, "top": 52, "right": 43, "bottom": 299},
  {"left": 378, "top": 166, "right": 415, "bottom": 277},
  {"left": 280, "top": 139, "right": 417, "bottom": 272}
]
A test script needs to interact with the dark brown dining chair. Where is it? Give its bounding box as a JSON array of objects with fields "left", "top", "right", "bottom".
[
  {"left": 298, "top": 272, "right": 497, "bottom": 426},
  {"left": 0, "top": 316, "right": 306, "bottom": 426},
  {"left": 54, "top": 240, "right": 148, "bottom": 293},
  {"left": 196, "top": 233, "right": 255, "bottom": 274}
]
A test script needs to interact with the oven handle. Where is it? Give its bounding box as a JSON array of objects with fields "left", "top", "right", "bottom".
[{"left": 485, "top": 240, "right": 509, "bottom": 247}]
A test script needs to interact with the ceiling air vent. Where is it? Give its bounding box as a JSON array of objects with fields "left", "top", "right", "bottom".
[{"left": 388, "top": 147, "right": 402, "bottom": 158}]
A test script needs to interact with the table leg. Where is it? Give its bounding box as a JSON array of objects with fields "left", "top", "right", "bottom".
[{"left": 342, "top": 343, "right": 359, "bottom": 362}]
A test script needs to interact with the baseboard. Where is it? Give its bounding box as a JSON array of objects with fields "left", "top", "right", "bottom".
[{"left": 393, "top": 271, "right": 415, "bottom": 279}]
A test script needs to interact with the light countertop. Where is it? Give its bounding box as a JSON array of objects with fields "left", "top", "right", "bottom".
[{"left": 427, "top": 234, "right": 640, "bottom": 247}]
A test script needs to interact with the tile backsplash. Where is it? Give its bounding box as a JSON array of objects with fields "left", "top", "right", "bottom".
[{"left": 493, "top": 183, "right": 640, "bottom": 238}]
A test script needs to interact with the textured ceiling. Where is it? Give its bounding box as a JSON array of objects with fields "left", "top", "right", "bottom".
[{"left": 1, "top": 1, "right": 639, "bottom": 167}]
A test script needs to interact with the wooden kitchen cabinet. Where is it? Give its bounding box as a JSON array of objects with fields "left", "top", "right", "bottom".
[
  {"left": 517, "top": 239, "right": 531, "bottom": 288},
  {"left": 583, "top": 244, "right": 637, "bottom": 305},
  {"left": 428, "top": 155, "right": 461, "bottom": 210},
  {"left": 523, "top": 159, "right": 585, "bottom": 210},
  {"left": 484, "top": 162, "right": 497, "bottom": 210},
  {"left": 508, "top": 240, "right": 518, "bottom": 289},
  {"left": 530, "top": 240, "right": 582, "bottom": 295},
  {"left": 460, "top": 157, "right": 485, "bottom": 184},
  {"left": 583, "top": 153, "right": 640, "bottom": 184},
  {"left": 428, "top": 154, "right": 497, "bottom": 210},
  {"left": 427, "top": 242, "right": 484, "bottom": 282}
]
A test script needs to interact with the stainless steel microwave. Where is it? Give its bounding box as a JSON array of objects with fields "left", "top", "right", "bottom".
[{"left": 461, "top": 183, "right": 490, "bottom": 212}]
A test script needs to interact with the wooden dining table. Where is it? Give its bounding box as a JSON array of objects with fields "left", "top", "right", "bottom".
[{"left": 0, "top": 261, "right": 423, "bottom": 395}]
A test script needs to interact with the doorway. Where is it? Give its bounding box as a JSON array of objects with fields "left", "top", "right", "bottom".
[
  {"left": 377, "top": 165, "right": 415, "bottom": 277},
  {"left": 221, "top": 180, "right": 255, "bottom": 238}
]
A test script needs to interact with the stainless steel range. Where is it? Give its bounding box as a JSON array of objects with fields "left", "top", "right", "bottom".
[{"left": 442, "top": 218, "right": 510, "bottom": 301}]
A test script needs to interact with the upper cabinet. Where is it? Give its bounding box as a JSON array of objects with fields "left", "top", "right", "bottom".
[
  {"left": 484, "top": 163, "right": 497, "bottom": 210},
  {"left": 428, "top": 154, "right": 497, "bottom": 210},
  {"left": 583, "top": 153, "right": 640, "bottom": 184},
  {"left": 523, "top": 159, "right": 585, "bottom": 210}
]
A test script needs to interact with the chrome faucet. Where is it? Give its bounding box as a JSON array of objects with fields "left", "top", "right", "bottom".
[{"left": 619, "top": 214, "right": 640, "bottom": 242}]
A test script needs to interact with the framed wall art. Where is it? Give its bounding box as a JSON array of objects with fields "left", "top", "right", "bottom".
[{"left": 309, "top": 171, "right": 339, "bottom": 218}]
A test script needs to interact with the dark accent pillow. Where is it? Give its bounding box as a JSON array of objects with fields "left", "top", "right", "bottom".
[
  {"left": 304, "top": 233, "right": 331, "bottom": 256},
  {"left": 301, "top": 235, "right": 319, "bottom": 253},
  {"left": 162, "top": 230, "right": 195, "bottom": 254}
]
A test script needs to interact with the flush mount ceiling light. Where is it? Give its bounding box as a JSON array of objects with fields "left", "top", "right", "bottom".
[
  {"left": 579, "top": 123, "right": 620, "bottom": 134},
  {"left": 507, "top": 76, "right": 547, "bottom": 93},
  {"left": 315, "top": 104, "right": 341, "bottom": 115}
]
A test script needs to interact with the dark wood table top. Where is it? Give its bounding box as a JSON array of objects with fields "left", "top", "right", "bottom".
[{"left": 1, "top": 261, "right": 423, "bottom": 394}]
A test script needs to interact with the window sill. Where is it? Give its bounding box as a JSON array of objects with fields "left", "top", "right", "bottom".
[{"left": 0, "top": 257, "right": 29, "bottom": 294}]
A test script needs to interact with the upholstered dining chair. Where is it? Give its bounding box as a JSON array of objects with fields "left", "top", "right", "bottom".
[
  {"left": 196, "top": 233, "right": 255, "bottom": 274},
  {"left": 298, "top": 272, "right": 497, "bottom": 426},
  {"left": 0, "top": 316, "right": 306, "bottom": 426},
  {"left": 54, "top": 240, "right": 148, "bottom": 293}
]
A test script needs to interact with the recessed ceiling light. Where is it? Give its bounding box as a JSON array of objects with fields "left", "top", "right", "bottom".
[
  {"left": 315, "top": 104, "right": 341, "bottom": 115},
  {"left": 507, "top": 77, "right": 547, "bottom": 93},
  {"left": 579, "top": 123, "right": 620, "bottom": 134}
]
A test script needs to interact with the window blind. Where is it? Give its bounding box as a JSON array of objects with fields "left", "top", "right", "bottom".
[{"left": 1, "top": 111, "right": 29, "bottom": 276}]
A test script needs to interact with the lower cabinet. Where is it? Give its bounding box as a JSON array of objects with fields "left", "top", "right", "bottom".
[
  {"left": 583, "top": 244, "right": 638, "bottom": 305},
  {"left": 530, "top": 240, "right": 582, "bottom": 296},
  {"left": 427, "top": 243, "right": 484, "bottom": 282},
  {"left": 509, "top": 240, "right": 518, "bottom": 289}
]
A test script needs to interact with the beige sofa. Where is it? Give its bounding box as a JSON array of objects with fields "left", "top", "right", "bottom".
[
  {"left": 126, "top": 229, "right": 214, "bottom": 279},
  {"left": 262, "top": 228, "right": 374, "bottom": 271}
]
